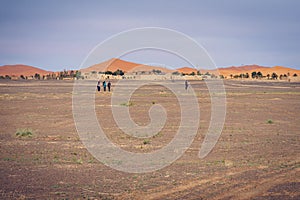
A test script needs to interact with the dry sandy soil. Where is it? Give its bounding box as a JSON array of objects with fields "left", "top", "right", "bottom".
[{"left": 0, "top": 79, "right": 299, "bottom": 199}]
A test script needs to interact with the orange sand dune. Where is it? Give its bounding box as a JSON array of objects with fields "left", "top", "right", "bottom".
[
  {"left": 1, "top": 59, "right": 299, "bottom": 79},
  {"left": 220, "top": 65, "right": 269, "bottom": 72},
  {"left": 82, "top": 58, "right": 172, "bottom": 73},
  {"left": 0, "top": 64, "right": 52, "bottom": 77},
  {"left": 84, "top": 59, "right": 300, "bottom": 78},
  {"left": 176, "top": 67, "right": 197, "bottom": 74},
  {"left": 255, "top": 66, "right": 300, "bottom": 76},
  {"left": 201, "top": 65, "right": 300, "bottom": 78}
]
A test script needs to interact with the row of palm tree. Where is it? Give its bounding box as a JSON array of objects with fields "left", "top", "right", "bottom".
[
  {"left": 0, "top": 70, "right": 81, "bottom": 80},
  {"left": 229, "top": 72, "right": 297, "bottom": 79}
]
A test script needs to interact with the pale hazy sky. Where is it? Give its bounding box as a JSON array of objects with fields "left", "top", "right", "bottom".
[{"left": 0, "top": 0, "right": 299, "bottom": 71}]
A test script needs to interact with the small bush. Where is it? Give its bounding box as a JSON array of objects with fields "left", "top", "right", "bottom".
[
  {"left": 16, "top": 128, "right": 33, "bottom": 137},
  {"left": 143, "top": 139, "right": 150, "bottom": 145},
  {"left": 74, "top": 158, "right": 83, "bottom": 164},
  {"left": 267, "top": 119, "right": 273, "bottom": 124},
  {"left": 120, "top": 101, "right": 133, "bottom": 107}
]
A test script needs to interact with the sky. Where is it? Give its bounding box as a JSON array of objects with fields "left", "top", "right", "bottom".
[{"left": 0, "top": 0, "right": 300, "bottom": 71}]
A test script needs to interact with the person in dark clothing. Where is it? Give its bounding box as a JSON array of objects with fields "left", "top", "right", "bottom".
[
  {"left": 185, "top": 80, "right": 188, "bottom": 90},
  {"left": 107, "top": 81, "right": 111, "bottom": 92},
  {"left": 103, "top": 81, "right": 107, "bottom": 91},
  {"left": 97, "top": 80, "right": 101, "bottom": 92}
]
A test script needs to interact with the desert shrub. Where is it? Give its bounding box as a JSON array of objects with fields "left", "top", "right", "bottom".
[
  {"left": 267, "top": 119, "right": 273, "bottom": 124},
  {"left": 143, "top": 139, "right": 150, "bottom": 145},
  {"left": 74, "top": 158, "right": 83, "bottom": 164},
  {"left": 16, "top": 128, "right": 33, "bottom": 137},
  {"left": 120, "top": 101, "right": 133, "bottom": 107}
]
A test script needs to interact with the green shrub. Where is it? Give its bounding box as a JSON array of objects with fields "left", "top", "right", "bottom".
[
  {"left": 74, "top": 158, "right": 83, "bottom": 164},
  {"left": 16, "top": 128, "right": 33, "bottom": 137},
  {"left": 143, "top": 139, "right": 150, "bottom": 145},
  {"left": 120, "top": 101, "right": 133, "bottom": 107}
]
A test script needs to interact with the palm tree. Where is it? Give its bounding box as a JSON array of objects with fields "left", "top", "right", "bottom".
[
  {"left": 257, "top": 71, "right": 263, "bottom": 78},
  {"left": 34, "top": 73, "right": 40, "bottom": 80},
  {"left": 272, "top": 72, "right": 278, "bottom": 79}
]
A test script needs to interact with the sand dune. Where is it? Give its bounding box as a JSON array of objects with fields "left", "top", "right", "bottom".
[
  {"left": 125, "top": 62, "right": 300, "bottom": 77},
  {"left": 0, "top": 64, "right": 52, "bottom": 77},
  {"left": 1, "top": 59, "right": 299, "bottom": 78},
  {"left": 176, "top": 67, "right": 197, "bottom": 74},
  {"left": 222, "top": 66, "right": 299, "bottom": 77},
  {"left": 201, "top": 65, "right": 300, "bottom": 77},
  {"left": 81, "top": 58, "right": 173, "bottom": 73}
]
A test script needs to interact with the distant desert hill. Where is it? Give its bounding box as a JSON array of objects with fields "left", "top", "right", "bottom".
[
  {"left": 201, "top": 65, "right": 300, "bottom": 77},
  {"left": 216, "top": 65, "right": 269, "bottom": 77},
  {"left": 176, "top": 67, "right": 197, "bottom": 74},
  {"left": 83, "top": 59, "right": 300, "bottom": 78},
  {"left": 222, "top": 65, "right": 268, "bottom": 71},
  {"left": 1, "top": 60, "right": 299, "bottom": 79},
  {"left": 81, "top": 58, "right": 173, "bottom": 73},
  {"left": 253, "top": 66, "right": 300, "bottom": 77},
  {"left": 0, "top": 64, "right": 52, "bottom": 77}
]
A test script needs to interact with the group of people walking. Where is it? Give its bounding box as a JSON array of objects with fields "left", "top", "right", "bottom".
[
  {"left": 97, "top": 80, "right": 188, "bottom": 92},
  {"left": 97, "top": 80, "right": 111, "bottom": 92}
]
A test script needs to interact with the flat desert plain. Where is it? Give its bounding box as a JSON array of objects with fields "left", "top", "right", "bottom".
[{"left": 0, "top": 79, "right": 299, "bottom": 199}]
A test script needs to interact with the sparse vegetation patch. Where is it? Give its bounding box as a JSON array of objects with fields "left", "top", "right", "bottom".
[
  {"left": 143, "top": 139, "right": 150, "bottom": 145},
  {"left": 120, "top": 101, "right": 133, "bottom": 107},
  {"left": 16, "top": 128, "right": 33, "bottom": 137}
]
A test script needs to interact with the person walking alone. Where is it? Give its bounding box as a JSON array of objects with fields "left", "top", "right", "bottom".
[{"left": 185, "top": 80, "right": 189, "bottom": 90}]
